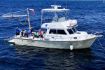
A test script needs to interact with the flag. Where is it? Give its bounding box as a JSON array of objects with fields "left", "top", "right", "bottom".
[{"left": 29, "top": 8, "right": 35, "bottom": 15}]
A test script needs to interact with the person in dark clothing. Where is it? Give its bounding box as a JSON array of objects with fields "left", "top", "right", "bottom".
[
  {"left": 20, "top": 29, "right": 24, "bottom": 37},
  {"left": 16, "top": 27, "right": 21, "bottom": 36},
  {"left": 30, "top": 27, "right": 33, "bottom": 33},
  {"left": 24, "top": 30, "right": 28, "bottom": 37}
]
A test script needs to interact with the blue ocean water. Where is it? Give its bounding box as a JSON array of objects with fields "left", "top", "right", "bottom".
[{"left": 0, "top": 0, "right": 105, "bottom": 70}]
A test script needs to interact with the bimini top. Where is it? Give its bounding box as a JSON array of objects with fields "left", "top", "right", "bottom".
[{"left": 41, "top": 5, "right": 69, "bottom": 12}]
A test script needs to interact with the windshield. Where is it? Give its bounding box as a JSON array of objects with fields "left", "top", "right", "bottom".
[
  {"left": 72, "top": 28, "right": 76, "bottom": 33},
  {"left": 67, "top": 28, "right": 76, "bottom": 34}
]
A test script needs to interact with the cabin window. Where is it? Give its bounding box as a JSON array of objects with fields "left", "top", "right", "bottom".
[
  {"left": 72, "top": 28, "right": 76, "bottom": 33},
  {"left": 57, "top": 30, "right": 66, "bottom": 35},
  {"left": 67, "top": 29, "right": 74, "bottom": 34},
  {"left": 49, "top": 29, "right": 66, "bottom": 35},
  {"left": 49, "top": 29, "right": 56, "bottom": 34}
]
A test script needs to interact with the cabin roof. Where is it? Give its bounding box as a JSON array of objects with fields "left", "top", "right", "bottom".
[{"left": 41, "top": 19, "right": 77, "bottom": 29}]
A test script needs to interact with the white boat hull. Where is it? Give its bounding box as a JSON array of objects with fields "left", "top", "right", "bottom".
[{"left": 9, "top": 37, "right": 96, "bottom": 50}]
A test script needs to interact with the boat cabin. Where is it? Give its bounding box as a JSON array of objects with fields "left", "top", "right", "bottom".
[
  {"left": 41, "top": 24, "right": 77, "bottom": 36},
  {"left": 40, "top": 5, "right": 78, "bottom": 40}
]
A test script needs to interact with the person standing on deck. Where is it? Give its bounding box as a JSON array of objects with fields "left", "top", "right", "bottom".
[
  {"left": 28, "top": 27, "right": 33, "bottom": 36},
  {"left": 16, "top": 27, "right": 21, "bottom": 36},
  {"left": 38, "top": 29, "right": 43, "bottom": 38},
  {"left": 20, "top": 29, "right": 24, "bottom": 37}
]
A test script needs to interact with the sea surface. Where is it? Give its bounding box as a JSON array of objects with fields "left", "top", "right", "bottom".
[{"left": 0, "top": 0, "right": 105, "bottom": 70}]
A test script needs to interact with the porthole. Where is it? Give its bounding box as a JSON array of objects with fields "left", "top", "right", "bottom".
[{"left": 74, "top": 37, "right": 77, "bottom": 39}]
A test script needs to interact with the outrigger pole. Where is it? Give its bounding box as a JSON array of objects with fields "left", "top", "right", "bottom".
[{"left": 27, "top": 8, "right": 31, "bottom": 30}]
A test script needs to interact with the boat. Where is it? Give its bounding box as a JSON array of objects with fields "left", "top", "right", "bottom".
[
  {"left": 1, "top": 11, "right": 27, "bottom": 19},
  {"left": 1, "top": 14, "right": 27, "bottom": 18},
  {"left": 8, "top": 5, "right": 101, "bottom": 50}
]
